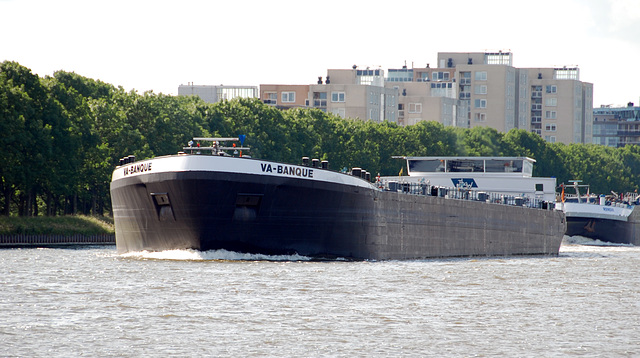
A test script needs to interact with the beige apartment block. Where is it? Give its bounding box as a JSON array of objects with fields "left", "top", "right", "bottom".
[
  {"left": 308, "top": 83, "right": 396, "bottom": 122},
  {"left": 305, "top": 68, "right": 397, "bottom": 122},
  {"left": 259, "top": 84, "right": 310, "bottom": 109},
  {"left": 401, "top": 95, "right": 462, "bottom": 127},
  {"left": 388, "top": 81, "right": 466, "bottom": 127},
  {"left": 462, "top": 63, "right": 518, "bottom": 132},
  {"left": 436, "top": 52, "right": 593, "bottom": 143},
  {"left": 525, "top": 67, "right": 593, "bottom": 144},
  {"left": 384, "top": 66, "right": 468, "bottom": 127},
  {"left": 437, "top": 52, "right": 518, "bottom": 132},
  {"left": 254, "top": 51, "right": 591, "bottom": 143}
]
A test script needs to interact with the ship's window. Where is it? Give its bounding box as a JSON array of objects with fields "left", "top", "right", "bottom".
[
  {"left": 485, "top": 159, "right": 523, "bottom": 173},
  {"left": 408, "top": 159, "right": 445, "bottom": 173},
  {"left": 447, "top": 159, "right": 484, "bottom": 172},
  {"left": 523, "top": 161, "right": 533, "bottom": 176},
  {"left": 535, "top": 184, "right": 544, "bottom": 191}
]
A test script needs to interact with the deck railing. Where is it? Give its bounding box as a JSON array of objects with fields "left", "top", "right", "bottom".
[{"left": 380, "top": 181, "right": 555, "bottom": 210}]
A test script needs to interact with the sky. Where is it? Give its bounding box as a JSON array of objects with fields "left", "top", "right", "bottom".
[{"left": 1, "top": 0, "right": 639, "bottom": 107}]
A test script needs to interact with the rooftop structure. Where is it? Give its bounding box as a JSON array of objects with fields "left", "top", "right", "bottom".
[{"left": 178, "top": 84, "right": 258, "bottom": 103}]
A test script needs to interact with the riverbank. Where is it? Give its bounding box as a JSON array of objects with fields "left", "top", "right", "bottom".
[{"left": 0, "top": 215, "right": 115, "bottom": 247}]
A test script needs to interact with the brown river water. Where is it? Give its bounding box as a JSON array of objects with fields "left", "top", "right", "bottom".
[{"left": 1, "top": 237, "right": 639, "bottom": 357}]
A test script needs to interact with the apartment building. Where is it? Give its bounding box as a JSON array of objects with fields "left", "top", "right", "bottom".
[
  {"left": 524, "top": 67, "right": 593, "bottom": 143},
  {"left": 260, "top": 69, "right": 398, "bottom": 123},
  {"left": 437, "top": 52, "right": 519, "bottom": 132},
  {"left": 386, "top": 66, "right": 468, "bottom": 128},
  {"left": 254, "top": 51, "right": 592, "bottom": 143},
  {"left": 178, "top": 84, "right": 258, "bottom": 103},
  {"left": 593, "top": 102, "right": 640, "bottom": 147},
  {"left": 436, "top": 52, "right": 593, "bottom": 143},
  {"left": 259, "top": 84, "right": 310, "bottom": 109},
  {"left": 309, "top": 68, "right": 397, "bottom": 122}
]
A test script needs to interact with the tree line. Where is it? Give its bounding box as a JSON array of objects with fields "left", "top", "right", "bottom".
[{"left": 2, "top": 61, "right": 640, "bottom": 216}]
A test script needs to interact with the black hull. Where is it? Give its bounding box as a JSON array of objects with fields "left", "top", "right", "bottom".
[
  {"left": 111, "top": 166, "right": 565, "bottom": 260},
  {"left": 112, "top": 171, "right": 378, "bottom": 258},
  {"left": 566, "top": 217, "right": 635, "bottom": 244}
]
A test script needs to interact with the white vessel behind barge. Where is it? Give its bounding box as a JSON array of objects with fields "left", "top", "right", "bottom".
[
  {"left": 557, "top": 181, "right": 639, "bottom": 245},
  {"left": 110, "top": 138, "right": 565, "bottom": 259}
]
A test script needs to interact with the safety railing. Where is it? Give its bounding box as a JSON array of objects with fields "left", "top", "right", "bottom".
[{"left": 379, "top": 181, "right": 555, "bottom": 210}]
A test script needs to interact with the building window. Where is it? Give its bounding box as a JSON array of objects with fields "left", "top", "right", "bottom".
[
  {"left": 554, "top": 68, "right": 579, "bottom": 80},
  {"left": 264, "top": 92, "right": 277, "bottom": 105},
  {"left": 281, "top": 92, "right": 295, "bottom": 103},
  {"left": 545, "top": 97, "right": 557, "bottom": 106},
  {"left": 475, "top": 71, "right": 487, "bottom": 81},
  {"left": 544, "top": 135, "right": 557, "bottom": 143},
  {"left": 474, "top": 85, "right": 487, "bottom": 94},
  {"left": 220, "top": 87, "right": 258, "bottom": 100},
  {"left": 313, "top": 92, "right": 327, "bottom": 107},
  {"left": 368, "top": 108, "right": 377, "bottom": 121},
  {"left": 485, "top": 52, "right": 512, "bottom": 65},
  {"left": 546, "top": 85, "right": 557, "bottom": 94},
  {"left": 357, "top": 69, "right": 381, "bottom": 85},
  {"left": 545, "top": 111, "right": 557, "bottom": 119},
  {"left": 532, "top": 86, "right": 542, "bottom": 98},
  {"left": 474, "top": 99, "right": 487, "bottom": 108},
  {"left": 431, "top": 72, "right": 450, "bottom": 81},
  {"left": 460, "top": 71, "right": 472, "bottom": 85},
  {"left": 545, "top": 124, "right": 557, "bottom": 131},
  {"left": 331, "top": 92, "right": 345, "bottom": 102},
  {"left": 474, "top": 113, "right": 486, "bottom": 122},
  {"left": 409, "top": 103, "right": 422, "bottom": 113}
]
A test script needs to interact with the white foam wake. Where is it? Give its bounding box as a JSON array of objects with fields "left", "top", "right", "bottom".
[
  {"left": 120, "top": 248, "right": 312, "bottom": 261},
  {"left": 562, "top": 235, "right": 633, "bottom": 247}
]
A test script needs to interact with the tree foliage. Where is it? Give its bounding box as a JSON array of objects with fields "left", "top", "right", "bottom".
[{"left": 2, "top": 61, "right": 640, "bottom": 216}]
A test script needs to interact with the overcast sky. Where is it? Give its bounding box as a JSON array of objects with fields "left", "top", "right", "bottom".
[{"left": 2, "top": 0, "right": 639, "bottom": 107}]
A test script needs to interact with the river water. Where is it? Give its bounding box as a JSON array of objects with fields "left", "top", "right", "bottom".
[{"left": 1, "top": 237, "right": 639, "bottom": 357}]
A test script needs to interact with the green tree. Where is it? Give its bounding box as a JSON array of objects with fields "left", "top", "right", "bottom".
[
  {"left": 0, "top": 61, "right": 51, "bottom": 215},
  {"left": 502, "top": 129, "right": 568, "bottom": 180},
  {"left": 457, "top": 126, "right": 506, "bottom": 156}
]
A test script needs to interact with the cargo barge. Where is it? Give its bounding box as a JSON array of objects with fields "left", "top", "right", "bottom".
[{"left": 110, "top": 138, "right": 565, "bottom": 259}]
